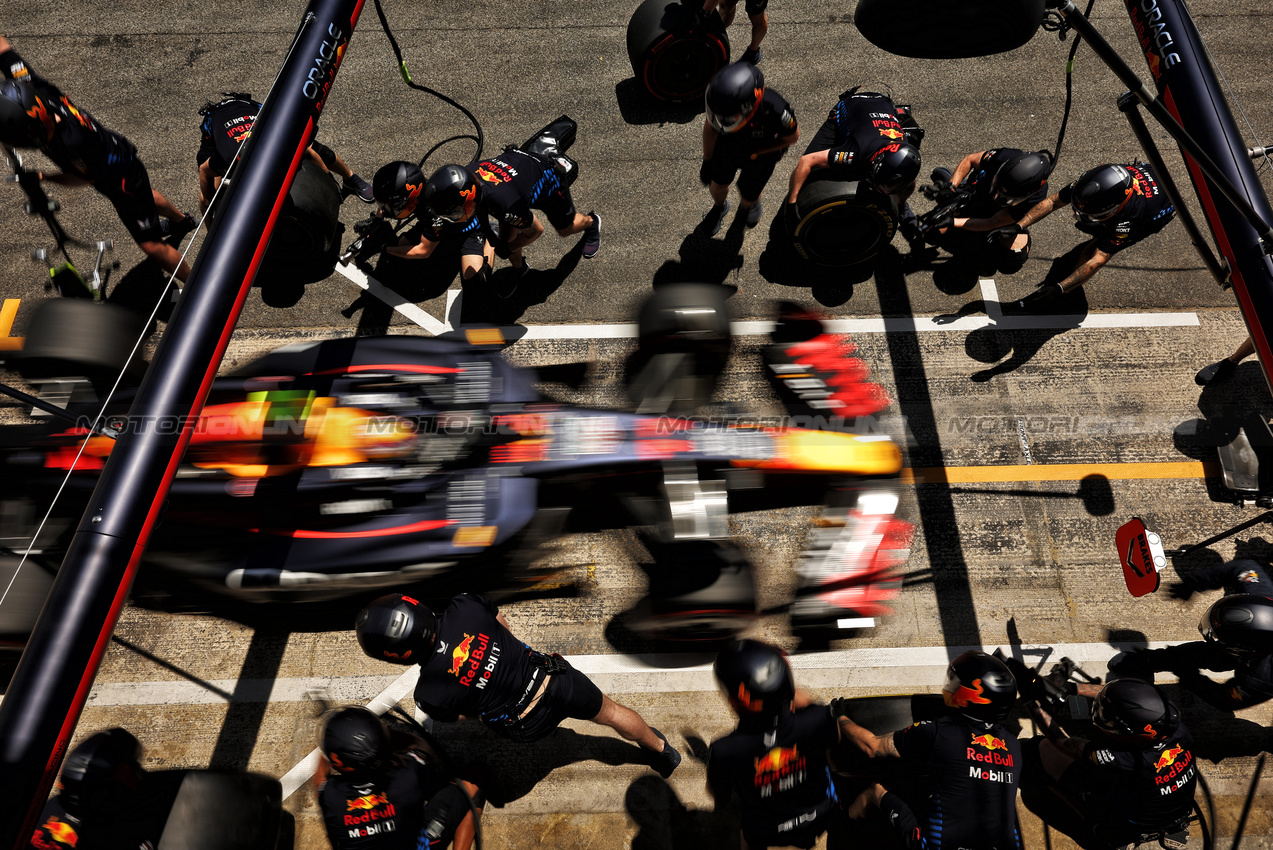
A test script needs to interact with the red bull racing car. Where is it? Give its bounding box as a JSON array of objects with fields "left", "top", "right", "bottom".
[{"left": 0, "top": 294, "right": 912, "bottom": 647}]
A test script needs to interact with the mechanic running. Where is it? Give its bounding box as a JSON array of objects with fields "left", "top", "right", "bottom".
[
  {"left": 1017, "top": 674, "right": 1197, "bottom": 850},
  {"left": 370, "top": 161, "right": 496, "bottom": 289},
  {"left": 699, "top": 62, "right": 799, "bottom": 236},
  {"left": 425, "top": 147, "right": 601, "bottom": 299},
  {"left": 355, "top": 593, "right": 682, "bottom": 776},
  {"left": 706, "top": 639, "right": 840, "bottom": 850},
  {"left": 28, "top": 728, "right": 176, "bottom": 850},
  {"left": 785, "top": 86, "right": 922, "bottom": 235},
  {"left": 317, "top": 706, "right": 481, "bottom": 850},
  {"left": 920, "top": 148, "right": 1052, "bottom": 276},
  {"left": 835, "top": 650, "right": 1023, "bottom": 850},
  {"left": 1008, "top": 161, "right": 1176, "bottom": 312},
  {"left": 196, "top": 92, "right": 374, "bottom": 214},
  {"left": 0, "top": 35, "right": 197, "bottom": 282},
  {"left": 1111, "top": 558, "right": 1273, "bottom": 710}
]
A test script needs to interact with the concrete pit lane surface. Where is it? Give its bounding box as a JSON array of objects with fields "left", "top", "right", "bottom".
[{"left": 1, "top": 0, "right": 1273, "bottom": 848}]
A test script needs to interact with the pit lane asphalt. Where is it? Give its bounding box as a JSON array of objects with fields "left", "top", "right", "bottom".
[{"left": 1, "top": 0, "right": 1273, "bottom": 847}]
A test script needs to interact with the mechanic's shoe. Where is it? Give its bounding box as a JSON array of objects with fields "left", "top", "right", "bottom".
[
  {"left": 582, "top": 211, "right": 601, "bottom": 259},
  {"left": 162, "top": 214, "right": 197, "bottom": 242},
  {"left": 649, "top": 728, "right": 682, "bottom": 778},
  {"left": 701, "top": 201, "right": 729, "bottom": 237},
  {"left": 1195, "top": 357, "right": 1238, "bottom": 387},
  {"left": 495, "top": 261, "right": 531, "bottom": 299},
  {"left": 1008, "top": 282, "right": 1062, "bottom": 314},
  {"left": 742, "top": 201, "right": 763, "bottom": 228},
  {"left": 740, "top": 47, "right": 763, "bottom": 65},
  {"left": 344, "top": 173, "right": 376, "bottom": 204}
]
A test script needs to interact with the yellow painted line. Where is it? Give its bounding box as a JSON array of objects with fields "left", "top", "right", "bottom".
[
  {"left": 0, "top": 299, "right": 22, "bottom": 351},
  {"left": 902, "top": 461, "right": 1221, "bottom": 484}
]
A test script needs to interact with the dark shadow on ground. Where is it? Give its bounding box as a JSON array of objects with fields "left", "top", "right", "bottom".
[
  {"left": 931, "top": 283, "right": 1089, "bottom": 382},
  {"left": 439, "top": 726, "right": 656, "bottom": 807},
  {"left": 875, "top": 244, "right": 982, "bottom": 647},
  {"left": 615, "top": 78, "right": 705, "bottom": 127},
  {"left": 460, "top": 242, "right": 582, "bottom": 325},
  {"left": 653, "top": 213, "right": 747, "bottom": 288},
  {"left": 1173, "top": 366, "right": 1273, "bottom": 501},
  {"left": 107, "top": 259, "right": 175, "bottom": 333},
  {"left": 340, "top": 247, "right": 461, "bottom": 335},
  {"left": 208, "top": 627, "right": 290, "bottom": 770},
  {"left": 755, "top": 209, "right": 875, "bottom": 306},
  {"left": 625, "top": 774, "right": 741, "bottom": 850}
]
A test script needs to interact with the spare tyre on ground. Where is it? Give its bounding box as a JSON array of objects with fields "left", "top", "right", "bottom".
[{"left": 626, "top": 0, "right": 730, "bottom": 104}]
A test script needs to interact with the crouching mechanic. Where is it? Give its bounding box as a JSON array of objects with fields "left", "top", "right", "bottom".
[
  {"left": 196, "top": 92, "right": 374, "bottom": 213},
  {"left": 1009, "top": 161, "right": 1175, "bottom": 311},
  {"left": 355, "top": 593, "right": 682, "bottom": 776},
  {"left": 1020, "top": 677, "right": 1197, "bottom": 849},
  {"left": 785, "top": 87, "right": 921, "bottom": 236},
  {"left": 924, "top": 148, "right": 1051, "bottom": 275},
  {"left": 29, "top": 728, "right": 174, "bottom": 849},
  {"left": 0, "top": 34, "right": 196, "bottom": 282},
  {"left": 835, "top": 650, "right": 1023, "bottom": 850},
  {"left": 317, "top": 706, "right": 480, "bottom": 850},
  {"left": 706, "top": 639, "right": 840, "bottom": 850},
  {"left": 1112, "top": 559, "right": 1273, "bottom": 711},
  {"left": 371, "top": 162, "right": 495, "bottom": 287},
  {"left": 425, "top": 149, "right": 600, "bottom": 299},
  {"left": 699, "top": 62, "right": 799, "bottom": 236}
]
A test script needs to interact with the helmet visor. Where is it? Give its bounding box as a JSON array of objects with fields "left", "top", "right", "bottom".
[
  {"left": 708, "top": 108, "right": 750, "bottom": 134},
  {"left": 993, "top": 186, "right": 1034, "bottom": 207},
  {"left": 382, "top": 195, "right": 418, "bottom": 221}
]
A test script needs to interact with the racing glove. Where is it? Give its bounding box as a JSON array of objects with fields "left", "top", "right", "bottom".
[
  {"left": 829, "top": 696, "right": 853, "bottom": 720},
  {"left": 699, "top": 160, "right": 713, "bottom": 187}
]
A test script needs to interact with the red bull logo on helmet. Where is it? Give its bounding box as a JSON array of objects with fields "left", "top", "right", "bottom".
[{"left": 945, "top": 677, "right": 993, "bottom": 708}]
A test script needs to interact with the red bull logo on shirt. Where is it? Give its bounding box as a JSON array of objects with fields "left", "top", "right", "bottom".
[
  {"left": 968, "top": 733, "right": 1014, "bottom": 767},
  {"left": 879, "top": 127, "right": 904, "bottom": 140},
  {"left": 347, "top": 792, "right": 390, "bottom": 812},
  {"left": 753, "top": 745, "right": 807, "bottom": 796},
  {"left": 449, "top": 633, "right": 475, "bottom": 676}
]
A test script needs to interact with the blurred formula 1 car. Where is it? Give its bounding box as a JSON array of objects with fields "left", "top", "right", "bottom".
[{"left": 0, "top": 289, "right": 911, "bottom": 644}]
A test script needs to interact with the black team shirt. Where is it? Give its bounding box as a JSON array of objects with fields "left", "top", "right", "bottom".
[
  {"left": 892, "top": 715, "right": 1023, "bottom": 850},
  {"left": 706, "top": 705, "right": 839, "bottom": 840},
  {"left": 412, "top": 594, "right": 541, "bottom": 723}
]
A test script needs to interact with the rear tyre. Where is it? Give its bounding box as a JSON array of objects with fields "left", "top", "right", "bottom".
[
  {"left": 626, "top": 0, "right": 730, "bottom": 103},
  {"left": 789, "top": 174, "right": 899, "bottom": 267}
]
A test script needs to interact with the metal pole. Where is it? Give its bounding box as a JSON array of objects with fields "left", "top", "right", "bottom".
[
  {"left": 1115, "top": 0, "right": 1273, "bottom": 396},
  {"left": 1116, "top": 91, "right": 1229, "bottom": 288},
  {"left": 1050, "top": 0, "right": 1273, "bottom": 248},
  {"left": 0, "top": 0, "right": 365, "bottom": 844}
]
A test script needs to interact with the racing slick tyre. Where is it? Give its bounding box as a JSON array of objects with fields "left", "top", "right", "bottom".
[
  {"left": 627, "top": 283, "right": 733, "bottom": 415},
  {"left": 17, "top": 298, "right": 148, "bottom": 394},
  {"left": 633, "top": 540, "right": 758, "bottom": 642},
  {"left": 627, "top": 0, "right": 730, "bottom": 103},
  {"left": 260, "top": 155, "right": 344, "bottom": 285},
  {"left": 788, "top": 174, "right": 899, "bottom": 267}
]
